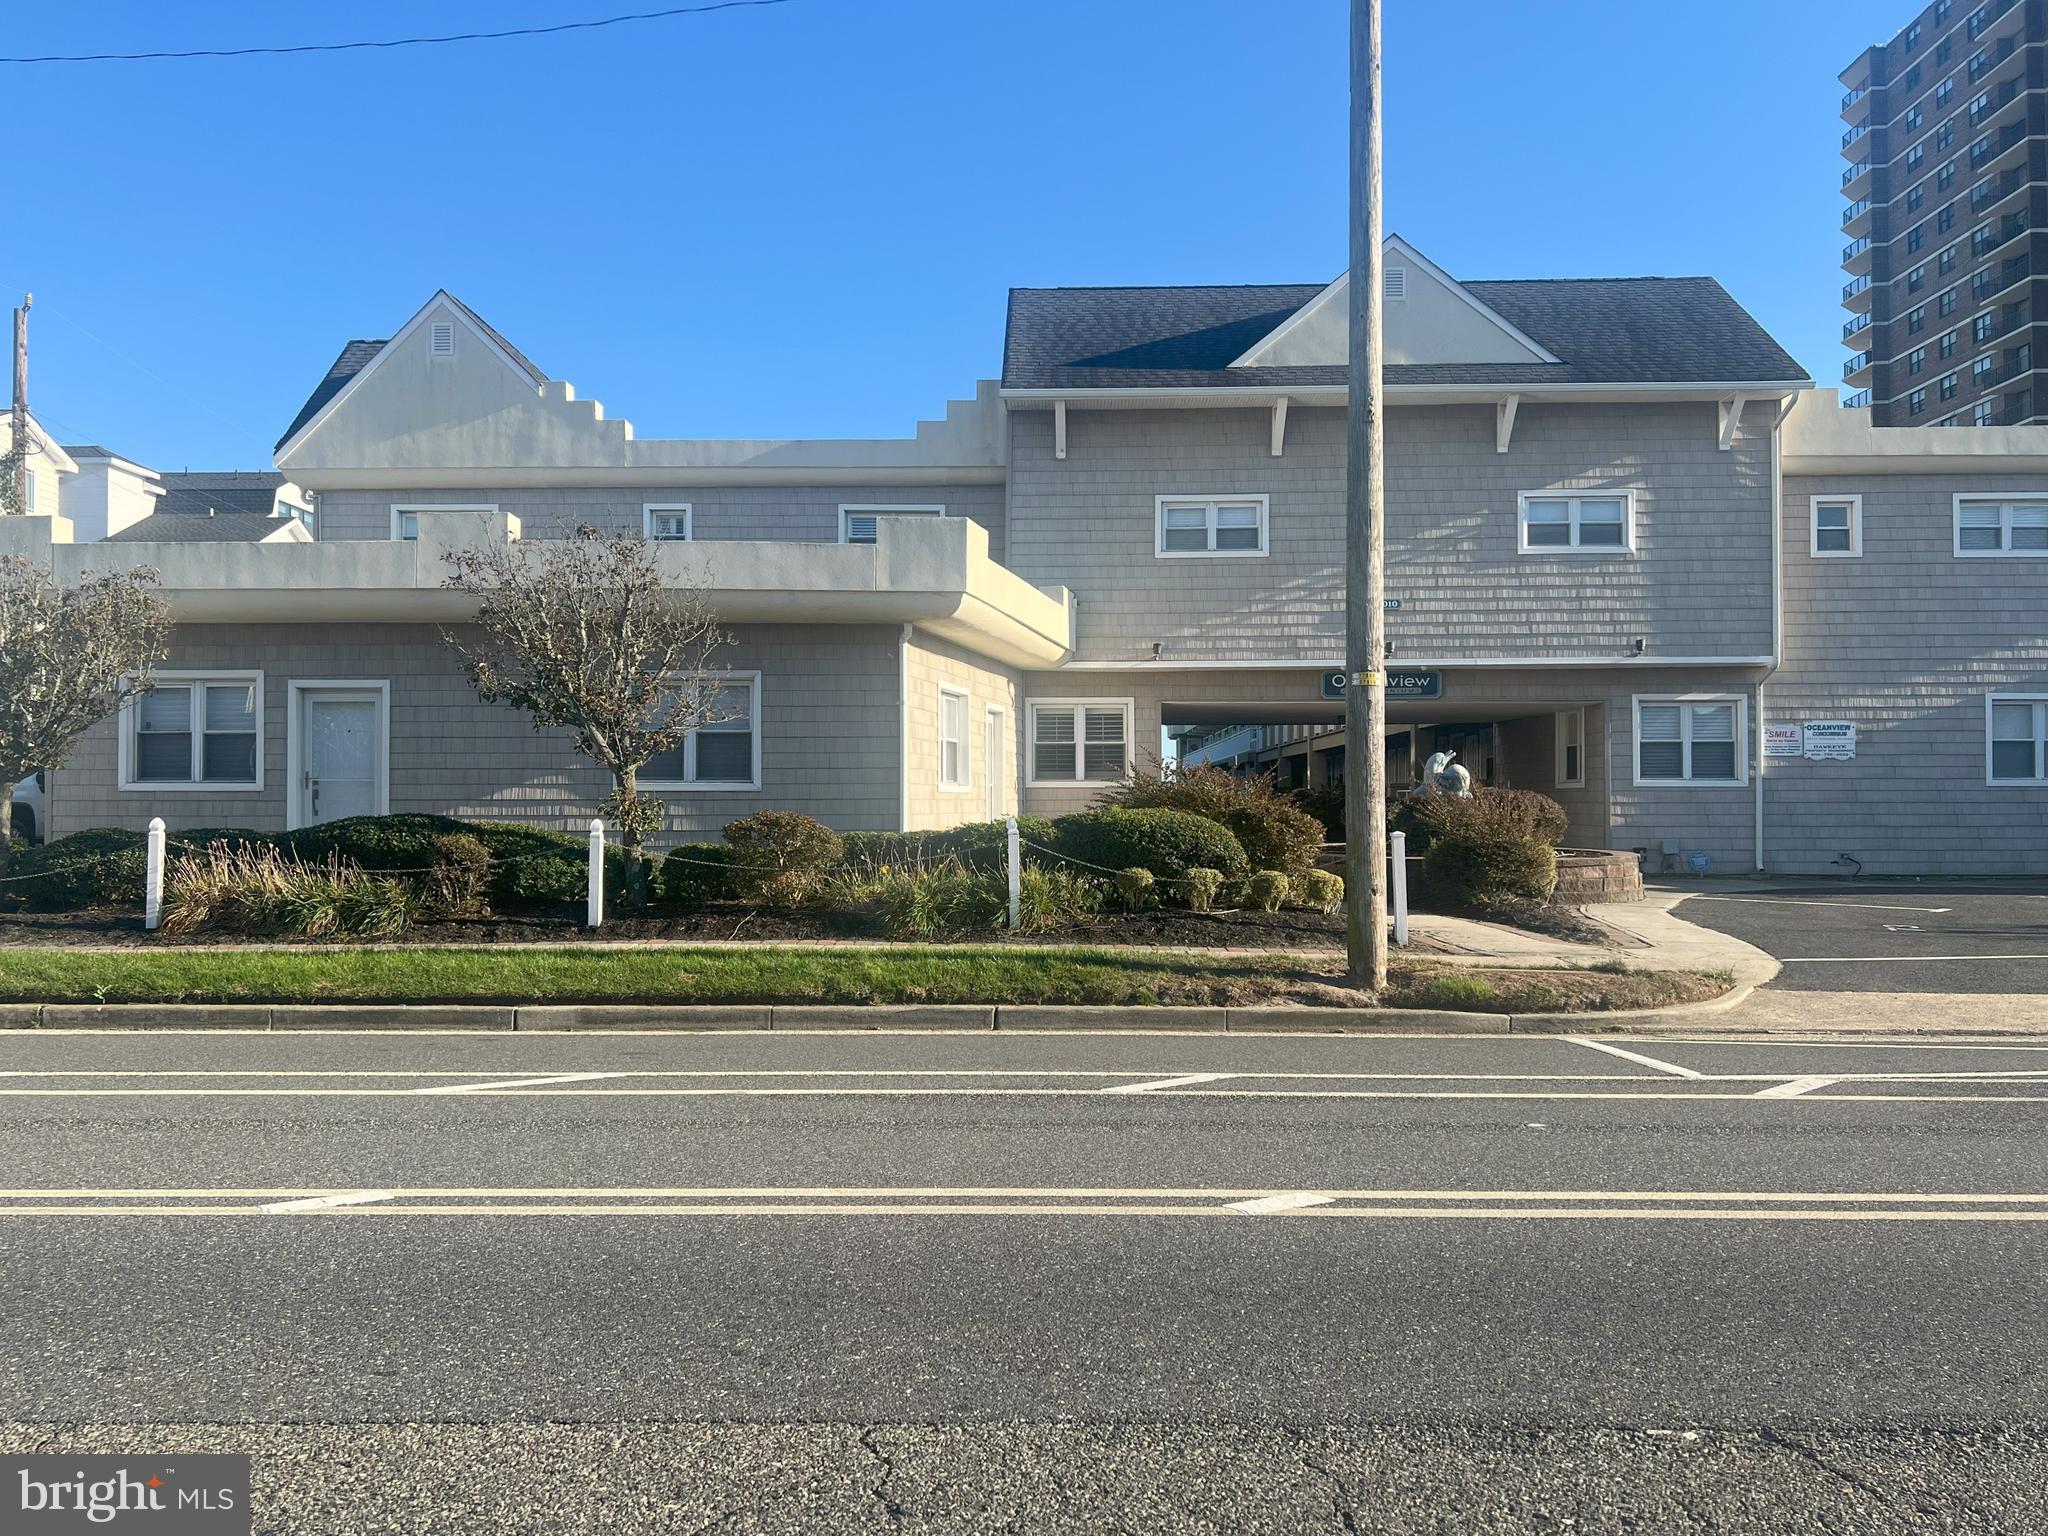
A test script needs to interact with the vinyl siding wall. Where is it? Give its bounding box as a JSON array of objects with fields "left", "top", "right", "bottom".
[
  {"left": 1766, "top": 474, "right": 2048, "bottom": 874},
  {"left": 902, "top": 634, "right": 1021, "bottom": 831},
  {"left": 1004, "top": 401, "right": 1774, "bottom": 665},
  {"left": 50, "top": 622, "right": 906, "bottom": 843},
  {"left": 313, "top": 484, "right": 1006, "bottom": 564}
]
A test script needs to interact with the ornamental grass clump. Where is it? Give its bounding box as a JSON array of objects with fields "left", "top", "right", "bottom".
[{"left": 161, "top": 842, "right": 418, "bottom": 938}]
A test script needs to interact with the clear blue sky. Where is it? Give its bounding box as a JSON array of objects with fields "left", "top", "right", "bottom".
[{"left": 8, "top": 0, "right": 1886, "bottom": 470}]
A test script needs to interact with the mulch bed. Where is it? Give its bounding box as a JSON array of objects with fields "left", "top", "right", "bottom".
[{"left": 0, "top": 905, "right": 1351, "bottom": 950}]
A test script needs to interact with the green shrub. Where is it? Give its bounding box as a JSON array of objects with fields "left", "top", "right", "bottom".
[
  {"left": 840, "top": 817, "right": 1057, "bottom": 876},
  {"left": 1013, "top": 866, "right": 1104, "bottom": 933},
  {"left": 723, "top": 810, "right": 844, "bottom": 903},
  {"left": 654, "top": 843, "right": 748, "bottom": 904},
  {"left": 1105, "top": 764, "right": 1324, "bottom": 878},
  {"left": 277, "top": 814, "right": 615, "bottom": 908},
  {"left": 1247, "top": 870, "right": 1291, "bottom": 913},
  {"left": 1423, "top": 832, "right": 1558, "bottom": 907},
  {"left": 1295, "top": 869, "right": 1346, "bottom": 915},
  {"left": 1409, "top": 788, "right": 1569, "bottom": 849},
  {"left": 1051, "top": 807, "right": 1247, "bottom": 885},
  {"left": 1182, "top": 867, "right": 1224, "bottom": 913},
  {"left": 2, "top": 828, "right": 148, "bottom": 911},
  {"left": 420, "top": 833, "right": 491, "bottom": 918},
  {"left": 870, "top": 863, "right": 1008, "bottom": 939},
  {"left": 1113, "top": 866, "right": 1156, "bottom": 911},
  {"left": 1292, "top": 785, "right": 1346, "bottom": 840}
]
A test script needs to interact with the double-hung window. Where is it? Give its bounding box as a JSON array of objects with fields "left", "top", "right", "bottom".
[
  {"left": 1988, "top": 695, "right": 2048, "bottom": 783},
  {"left": 938, "top": 686, "right": 970, "bottom": 791},
  {"left": 1555, "top": 708, "right": 1586, "bottom": 788},
  {"left": 1517, "top": 491, "right": 1632, "bottom": 553},
  {"left": 1027, "top": 700, "right": 1132, "bottom": 785},
  {"left": 640, "top": 675, "right": 761, "bottom": 789},
  {"left": 1810, "top": 495, "right": 1863, "bottom": 556},
  {"left": 1633, "top": 696, "right": 1746, "bottom": 786},
  {"left": 1154, "top": 495, "right": 1269, "bottom": 557},
  {"left": 643, "top": 504, "right": 692, "bottom": 541},
  {"left": 122, "top": 673, "right": 263, "bottom": 790},
  {"left": 1955, "top": 494, "right": 2048, "bottom": 555},
  {"left": 841, "top": 504, "right": 945, "bottom": 544}
]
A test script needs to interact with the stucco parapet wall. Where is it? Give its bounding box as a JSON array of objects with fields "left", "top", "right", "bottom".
[
  {"left": 1784, "top": 386, "right": 2048, "bottom": 473},
  {"left": 0, "top": 508, "right": 1074, "bottom": 670}
]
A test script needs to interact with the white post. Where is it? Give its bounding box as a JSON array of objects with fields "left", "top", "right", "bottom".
[
  {"left": 1005, "top": 814, "right": 1022, "bottom": 929},
  {"left": 144, "top": 817, "right": 166, "bottom": 932},
  {"left": 586, "top": 817, "right": 606, "bottom": 930},
  {"left": 1388, "top": 828, "right": 1409, "bottom": 948}
]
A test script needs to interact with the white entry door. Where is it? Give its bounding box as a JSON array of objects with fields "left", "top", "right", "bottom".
[
  {"left": 985, "top": 708, "right": 1005, "bottom": 819},
  {"left": 298, "top": 688, "right": 385, "bottom": 826}
]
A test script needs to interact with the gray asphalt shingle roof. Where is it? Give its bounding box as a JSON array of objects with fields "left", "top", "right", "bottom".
[
  {"left": 1001, "top": 276, "right": 1810, "bottom": 392},
  {"left": 104, "top": 511, "right": 295, "bottom": 544},
  {"left": 155, "top": 471, "right": 289, "bottom": 518}
]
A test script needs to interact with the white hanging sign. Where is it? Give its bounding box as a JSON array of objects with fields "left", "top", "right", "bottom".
[
  {"left": 1802, "top": 721, "right": 1856, "bottom": 761},
  {"left": 1763, "top": 724, "right": 1804, "bottom": 758}
]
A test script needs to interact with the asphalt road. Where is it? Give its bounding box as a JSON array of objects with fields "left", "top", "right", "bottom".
[
  {"left": 5, "top": 1028, "right": 2048, "bottom": 1532},
  {"left": 1675, "top": 882, "right": 2048, "bottom": 994}
]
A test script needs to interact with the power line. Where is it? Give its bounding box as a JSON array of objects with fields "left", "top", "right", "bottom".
[{"left": 0, "top": 0, "right": 792, "bottom": 65}]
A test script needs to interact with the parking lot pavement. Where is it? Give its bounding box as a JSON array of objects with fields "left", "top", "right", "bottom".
[{"left": 1673, "top": 884, "right": 2048, "bottom": 994}]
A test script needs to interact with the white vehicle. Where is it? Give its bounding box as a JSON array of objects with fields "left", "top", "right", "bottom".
[{"left": 10, "top": 773, "right": 43, "bottom": 846}]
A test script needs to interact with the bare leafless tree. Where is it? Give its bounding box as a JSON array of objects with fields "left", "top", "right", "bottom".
[
  {"left": 0, "top": 555, "right": 173, "bottom": 875},
  {"left": 441, "top": 525, "right": 733, "bottom": 902}
]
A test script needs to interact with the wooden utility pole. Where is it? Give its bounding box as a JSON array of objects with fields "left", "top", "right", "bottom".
[
  {"left": 1343, "top": 0, "right": 1388, "bottom": 990},
  {"left": 7, "top": 293, "right": 29, "bottom": 515}
]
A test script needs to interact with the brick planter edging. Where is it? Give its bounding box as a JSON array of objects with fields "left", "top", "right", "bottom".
[{"left": 1552, "top": 849, "right": 1645, "bottom": 905}]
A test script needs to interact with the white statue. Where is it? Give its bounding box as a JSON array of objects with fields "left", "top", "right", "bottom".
[{"left": 1409, "top": 749, "right": 1472, "bottom": 799}]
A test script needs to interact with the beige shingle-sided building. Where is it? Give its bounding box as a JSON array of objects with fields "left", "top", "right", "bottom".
[{"left": 13, "top": 237, "right": 2048, "bottom": 875}]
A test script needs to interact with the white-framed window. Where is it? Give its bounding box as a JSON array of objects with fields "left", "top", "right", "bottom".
[
  {"left": 1810, "top": 494, "right": 1863, "bottom": 557},
  {"left": 1517, "top": 491, "right": 1634, "bottom": 553},
  {"left": 390, "top": 502, "right": 495, "bottom": 542},
  {"left": 643, "top": 503, "right": 692, "bottom": 542},
  {"left": 1954, "top": 493, "right": 2048, "bottom": 556},
  {"left": 1987, "top": 694, "right": 2048, "bottom": 784},
  {"left": 640, "top": 673, "right": 762, "bottom": 790},
  {"left": 938, "top": 686, "right": 971, "bottom": 791},
  {"left": 841, "top": 504, "right": 945, "bottom": 544},
  {"left": 1155, "top": 495, "right": 1269, "bottom": 558},
  {"left": 20, "top": 466, "right": 35, "bottom": 513},
  {"left": 1555, "top": 708, "right": 1585, "bottom": 788},
  {"left": 1027, "top": 699, "right": 1134, "bottom": 786},
  {"left": 1632, "top": 695, "right": 1747, "bottom": 787},
  {"left": 118, "top": 672, "right": 264, "bottom": 791}
]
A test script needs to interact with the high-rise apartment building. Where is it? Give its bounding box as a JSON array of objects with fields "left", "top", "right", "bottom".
[{"left": 1840, "top": 0, "right": 2044, "bottom": 425}]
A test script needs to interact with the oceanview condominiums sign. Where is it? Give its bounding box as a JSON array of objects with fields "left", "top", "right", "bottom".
[{"left": 1321, "top": 670, "right": 1442, "bottom": 701}]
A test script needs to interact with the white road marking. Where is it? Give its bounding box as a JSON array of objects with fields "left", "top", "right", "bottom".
[
  {"left": 1779, "top": 953, "right": 2048, "bottom": 964},
  {"left": 1684, "top": 896, "right": 1953, "bottom": 913},
  {"left": 1563, "top": 1037, "right": 1705, "bottom": 1078},
  {"left": 1227, "top": 1192, "right": 1336, "bottom": 1214},
  {"left": 410, "top": 1072, "right": 626, "bottom": 1094},
  {"left": 0, "top": 1084, "right": 2040, "bottom": 1102},
  {"left": 1754, "top": 1076, "right": 1840, "bottom": 1099},
  {"left": 1100, "top": 1073, "right": 1234, "bottom": 1094},
  {"left": 258, "top": 1190, "right": 392, "bottom": 1214}
]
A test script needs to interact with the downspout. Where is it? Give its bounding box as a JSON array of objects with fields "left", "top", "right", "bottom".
[
  {"left": 898, "top": 622, "right": 914, "bottom": 833},
  {"left": 1754, "top": 396, "right": 1790, "bottom": 873}
]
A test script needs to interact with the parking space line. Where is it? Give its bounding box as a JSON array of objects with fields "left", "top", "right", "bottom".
[
  {"left": 1684, "top": 896, "right": 1953, "bottom": 913},
  {"left": 1563, "top": 1037, "right": 1705, "bottom": 1078},
  {"left": 1754, "top": 1077, "right": 1840, "bottom": 1099},
  {"left": 1780, "top": 954, "right": 2048, "bottom": 964}
]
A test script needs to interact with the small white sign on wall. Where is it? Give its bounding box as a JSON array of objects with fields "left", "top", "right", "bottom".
[
  {"left": 1803, "top": 721, "right": 1856, "bottom": 761},
  {"left": 1764, "top": 724, "right": 1805, "bottom": 758}
]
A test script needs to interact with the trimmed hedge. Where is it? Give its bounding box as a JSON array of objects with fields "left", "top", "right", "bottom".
[
  {"left": 1049, "top": 807, "right": 1248, "bottom": 886},
  {"left": 1104, "top": 764, "right": 1325, "bottom": 878},
  {"left": 840, "top": 817, "right": 1057, "bottom": 875},
  {"left": 276, "top": 815, "right": 626, "bottom": 906},
  {"left": 1423, "top": 833, "right": 1558, "bottom": 907},
  {"left": 3, "top": 827, "right": 266, "bottom": 912},
  {"left": 654, "top": 842, "right": 751, "bottom": 905}
]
